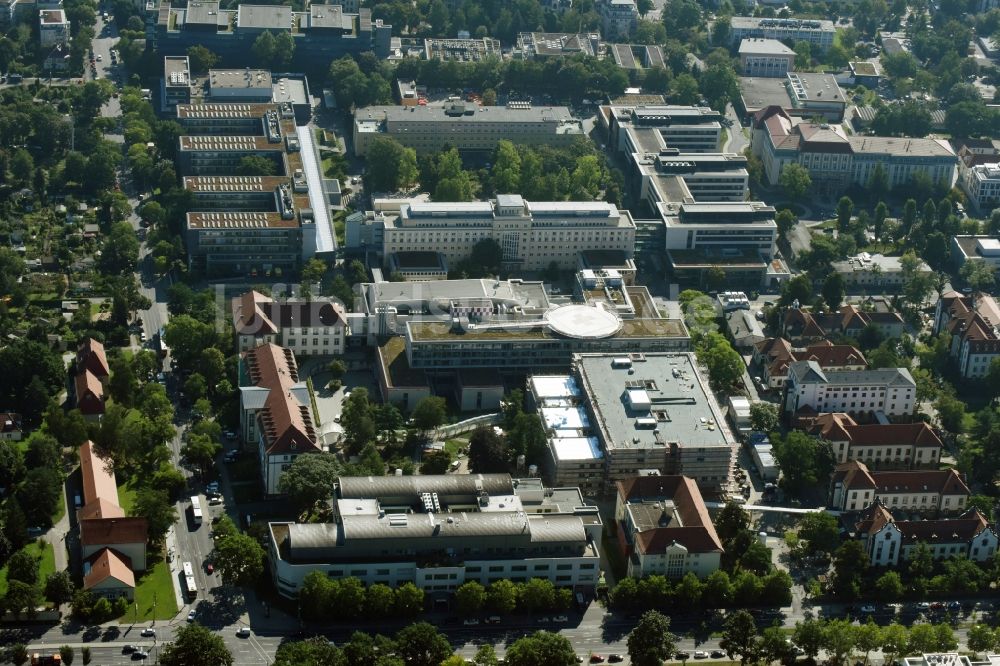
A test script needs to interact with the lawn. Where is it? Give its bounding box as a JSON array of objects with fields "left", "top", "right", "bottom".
[
  {"left": 0, "top": 540, "right": 57, "bottom": 598},
  {"left": 119, "top": 559, "right": 177, "bottom": 623},
  {"left": 117, "top": 479, "right": 139, "bottom": 514},
  {"left": 444, "top": 439, "right": 466, "bottom": 456},
  {"left": 51, "top": 487, "right": 65, "bottom": 526}
]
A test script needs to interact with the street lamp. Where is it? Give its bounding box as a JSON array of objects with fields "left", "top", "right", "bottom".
[{"left": 152, "top": 591, "right": 157, "bottom": 626}]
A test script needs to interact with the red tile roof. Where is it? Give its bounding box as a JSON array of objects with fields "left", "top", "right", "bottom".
[
  {"left": 242, "top": 343, "right": 319, "bottom": 455},
  {"left": 835, "top": 460, "right": 969, "bottom": 495},
  {"left": 79, "top": 516, "right": 148, "bottom": 546},
  {"left": 809, "top": 413, "right": 942, "bottom": 449},
  {"left": 83, "top": 548, "right": 135, "bottom": 590},
  {"left": 232, "top": 291, "right": 347, "bottom": 338},
  {"left": 77, "top": 338, "right": 109, "bottom": 378},
  {"left": 74, "top": 370, "right": 105, "bottom": 415},
  {"left": 857, "top": 501, "right": 993, "bottom": 543},
  {"left": 79, "top": 440, "right": 120, "bottom": 511},
  {"left": 616, "top": 475, "right": 723, "bottom": 555}
]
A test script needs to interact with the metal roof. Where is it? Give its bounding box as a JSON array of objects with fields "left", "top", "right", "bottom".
[{"left": 336, "top": 473, "right": 514, "bottom": 499}]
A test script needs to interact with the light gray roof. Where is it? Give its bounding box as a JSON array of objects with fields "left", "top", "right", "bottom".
[
  {"left": 788, "top": 360, "right": 915, "bottom": 387},
  {"left": 237, "top": 4, "right": 291, "bottom": 29},
  {"left": 738, "top": 38, "right": 795, "bottom": 56},
  {"left": 288, "top": 511, "right": 586, "bottom": 546},
  {"left": 336, "top": 473, "right": 514, "bottom": 499},
  {"left": 355, "top": 104, "right": 575, "bottom": 124}
]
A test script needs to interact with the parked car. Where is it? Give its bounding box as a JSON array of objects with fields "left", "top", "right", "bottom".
[
  {"left": 711, "top": 650, "right": 726, "bottom": 658},
  {"left": 236, "top": 627, "right": 251, "bottom": 637},
  {"left": 589, "top": 657, "right": 605, "bottom": 664},
  {"left": 132, "top": 650, "right": 148, "bottom": 660},
  {"left": 187, "top": 609, "right": 197, "bottom": 622},
  {"left": 122, "top": 645, "right": 137, "bottom": 653},
  {"left": 553, "top": 615, "right": 568, "bottom": 623},
  {"left": 860, "top": 605, "right": 876, "bottom": 614},
  {"left": 140, "top": 628, "right": 155, "bottom": 637},
  {"left": 608, "top": 657, "right": 624, "bottom": 664},
  {"left": 676, "top": 652, "right": 691, "bottom": 660},
  {"left": 463, "top": 619, "right": 480, "bottom": 626},
  {"left": 694, "top": 651, "right": 709, "bottom": 659}
]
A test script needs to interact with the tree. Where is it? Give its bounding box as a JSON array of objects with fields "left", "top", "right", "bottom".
[
  {"left": 420, "top": 449, "right": 452, "bottom": 474},
  {"left": 832, "top": 540, "right": 869, "bottom": 599},
  {"left": 394, "top": 622, "right": 452, "bottom": 666},
  {"left": 186, "top": 45, "right": 218, "bottom": 73},
  {"left": 775, "top": 209, "right": 796, "bottom": 239},
  {"left": 17, "top": 467, "right": 62, "bottom": 527},
  {"left": 760, "top": 627, "right": 792, "bottom": 665},
  {"left": 180, "top": 434, "right": 219, "bottom": 477},
  {"left": 492, "top": 140, "right": 522, "bottom": 193},
  {"left": 700, "top": 335, "right": 744, "bottom": 388},
  {"left": 855, "top": 622, "right": 883, "bottom": 665},
  {"left": 780, "top": 163, "right": 811, "bottom": 200},
  {"left": 714, "top": 501, "right": 750, "bottom": 544},
  {"left": 43, "top": 571, "right": 74, "bottom": 606},
  {"left": 771, "top": 431, "right": 834, "bottom": 496},
  {"left": 213, "top": 532, "right": 265, "bottom": 586},
  {"left": 452, "top": 581, "right": 487, "bottom": 616},
  {"left": 874, "top": 571, "right": 904, "bottom": 601},
  {"left": 798, "top": 511, "right": 840, "bottom": 554},
  {"left": 394, "top": 582, "right": 424, "bottom": 616},
  {"left": 823, "top": 619, "right": 857, "bottom": 665},
  {"left": 100, "top": 221, "right": 140, "bottom": 274},
  {"left": 822, "top": 272, "right": 846, "bottom": 310},
  {"left": 628, "top": 610, "right": 676, "bottom": 666},
  {"left": 4, "top": 580, "right": 41, "bottom": 617},
  {"left": 486, "top": 579, "right": 519, "bottom": 614},
  {"left": 7, "top": 644, "right": 27, "bottom": 666},
  {"left": 960, "top": 260, "right": 996, "bottom": 291},
  {"left": 520, "top": 578, "right": 556, "bottom": 612},
  {"left": 837, "top": 196, "right": 854, "bottom": 232},
  {"left": 505, "top": 631, "right": 577, "bottom": 666},
  {"left": 793, "top": 618, "right": 825, "bottom": 660},
  {"left": 59, "top": 646, "right": 74, "bottom": 666},
  {"left": 468, "top": 427, "right": 509, "bottom": 473},
  {"left": 720, "top": 611, "right": 760, "bottom": 666},
  {"left": 411, "top": 396, "right": 447, "bottom": 431},
  {"left": 967, "top": 625, "right": 999, "bottom": 657},
  {"left": 881, "top": 624, "right": 910, "bottom": 664},
  {"left": 278, "top": 453, "right": 342, "bottom": 516},
  {"left": 160, "top": 624, "right": 234, "bottom": 666},
  {"left": 236, "top": 155, "right": 277, "bottom": 177},
  {"left": 0, "top": 440, "right": 25, "bottom": 489},
  {"left": 473, "top": 645, "right": 499, "bottom": 666},
  {"left": 749, "top": 402, "right": 778, "bottom": 433},
  {"left": 7, "top": 550, "right": 38, "bottom": 586},
  {"left": 131, "top": 488, "right": 177, "bottom": 543},
  {"left": 274, "top": 637, "right": 345, "bottom": 666},
  {"left": 366, "top": 136, "right": 418, "bottom": 193}
]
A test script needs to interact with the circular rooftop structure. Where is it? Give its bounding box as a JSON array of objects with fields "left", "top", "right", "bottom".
[{"left": 545, "top": 304, "right": 622, "bottom": 340}]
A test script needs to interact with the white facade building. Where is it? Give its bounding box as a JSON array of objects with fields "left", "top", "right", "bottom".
[
  {"left": 39, "top": 8, "right": 69, "bottom": 46},
  {"left": 738, "top": 38, "right": 795, "bottom": 77},
  {"left": 783, "top": 360, "right": 916, "bottom": 418},
  {"left": 856, "top": 501, "right": 997, "bottom": 567},
  {"left": 729, "top": 16, "right": 835, "bottom": 51},
  {"left": 351, "top": 195, "right": 637, "bottom": 272},
  {"left": 961, "top": 162, "right": 1000, "bottom": 214},
  {"left": 232, "top": 290, "right": 347, "bottom": 357},
  {"left": 597, "top": 0, "right": 638, "bottom": 37}
]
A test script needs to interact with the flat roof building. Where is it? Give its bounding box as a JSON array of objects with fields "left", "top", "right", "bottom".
[
  {"left": 607, "top": 104, "right": 723, "bottom": 155},
  {"left": 516, "top": 32, "right": 599, "bottom": 58},
  {"left": 177, "top": 96, "right": 339, "bottom": 276},
  {"left": 268, "top": 474, "right": 601, "bottom": 598},
  {"left": 161, "top": 56, "right": 192, "bottom": 111},
  {"left": 537, "top": 354, "right": 736, "bottom": 495},
  {"left": 730, "top": 16, "right": 835, "bottom": 51},
  {"left": 739, "top": 73, "right": 847, "bottom": 122},
  {"left": 738, "top": 38, "right": 795, "bottom": 78},
  {"left": 39, "top": 8, "right": 69, "bottom": 47},
  {"left": 349, "top": 195, "right": 637, "bottom": 272},
  {"left": 353, "top": 103, "right": 584, "bottom": 157},
  {"left": 831, "top": 252, "right": 933, "bottom": 290},
  {"left": 424, "top": 37, "right": 501, "bottom": 61}
]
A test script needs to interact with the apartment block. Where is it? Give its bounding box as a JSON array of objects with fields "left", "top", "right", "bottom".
[
  {"left": 156, "top": 2, "right": 393, "bottom": 62},
  {"left": 856, "top": 501, "right": 997, "bottom": 567},
  {"left": 238, "top": 343, "right": 322, "bottom": 495},
  {"left": 615, "top": 475, "right": 723, "bottom": 579},
  {"left": 933, "top": 290, "right": 1000, "bottom": 379},
  {"left": 268, "top": 474, "right": 601, "bottom": 598},
  {"left": 806, "top": 412, "right": 943, "bottom": 470},
  {"left": 752, "top": 107, "right": 957, "bottom": 192},
  {"left": 830, "top": 460, "right": 969, "bottom": 513},
  {"left": 738, "top": 38, "right": 795, "bottom": 77},
  {"left": 352, "top": 103, "right": 584, "bottom": 157},
  {"left": 73, "top": 338, "right": 108, "bottom": 420},
  {"left": 231, "top": 290, "right": 347, "bottom": 357},
  {"left": 783, "top": 361, "right": 916, "bottom": 419},
  {"left": 729, "top": 16, "right": 835, "bottom": 51},
  {"left": 176, "top": 98, "right": 338, "bottom": 276}
]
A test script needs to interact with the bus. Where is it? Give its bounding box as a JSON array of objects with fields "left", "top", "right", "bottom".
[
  {"left": 190, "top": 496, "right": 202, "bottom": 525},
  {"left": 182, "top": 562, "right": 197, "bottom": 601}
]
